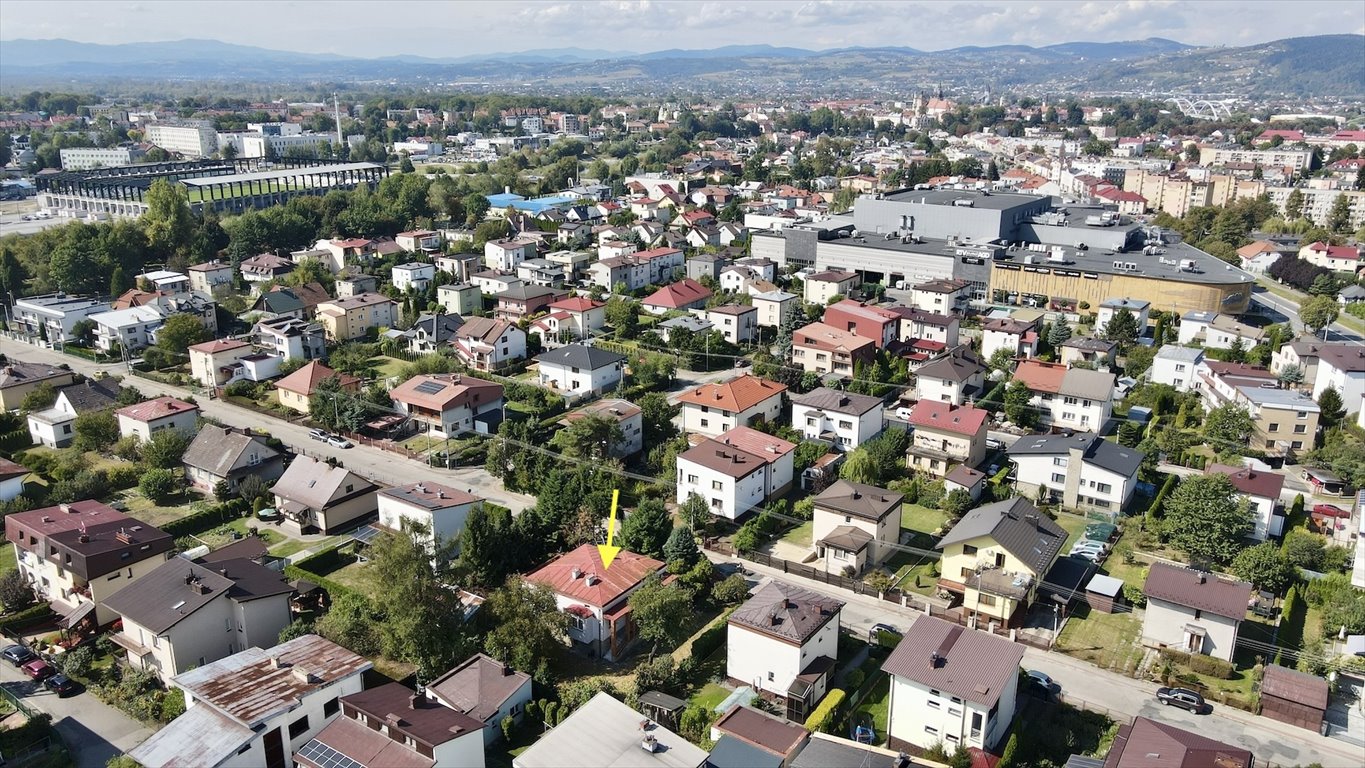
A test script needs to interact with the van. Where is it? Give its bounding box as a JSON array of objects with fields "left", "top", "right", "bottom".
[{"left": 34, "top": 210, "right": 53, "bottom": 220}]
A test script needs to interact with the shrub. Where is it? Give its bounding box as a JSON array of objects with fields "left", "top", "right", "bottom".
[
  {"left": 678, "top": 704, "right": 712, "bottom": 744},
  {"left": 524, "top": 699, "right": 540, "bottom": 724},
  {"left": 845, "top": 668, "right": 865, "bottom": 691},
  {"left": 58, "top": 644, "right": 95, "bottom": 678},
  {"left": 712, "top": 574, "right": 750, "bottom": 605},
  {"left": 104, "top": 463, "right": 140, "bottom": 490},
  {"left": 138, "top": 468, "right": 180, "bottom": 504},
  {"left": 0, "top": 568, "right": 34, "bottom": 612},
  {"left": 803, "top": 688, "right": 846, "bottom": 733},
  {"left": 501, "top": 715, "right": 515, "bottom": 742},
  {"left": 160, "top": 688, "right": 187, "bottom": 722},
  {"left": 542, "top": 700, "right": 558, "bottom": 725},
  {"left": 1121, "top": 583, "right": 1147, "bottom": 608}
]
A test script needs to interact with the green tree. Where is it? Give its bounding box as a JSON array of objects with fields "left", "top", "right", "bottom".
[
  {"left": 620, "top": 499, "right": 671, "bottom": 559},
  {"left": 139, "top": 428, "right": 190, "bottom": 469},
  {"left": 1318, "top": 386, "right": 1346, "bottom": 429},
  {"left": 0, "top": 569, "right": 33, "bottom": 611},
  {"left": 1203, "top": 403, "right": 1256, "bottom": 448},
  {"left": 1299, "top": 294, "right": 1340, "bottom": 337},
  {"left": 138, "top": 468, "right": 179, "bottom": 504},
  {"left": 109, "top": 266, "right": 132, "bottom": 298},
  {"left": 399, "top": 154, "right": 416, "bottom": 173},
  {"left": 1276, "top": 363, "right": 1305, "bottom": 387},
  {"left": 604, "top": 296, "right": 639, "bottom": 338},
  {"left": 678, "top": 492, "right": 710, "bottom": 531},
  {"left": 627, "top": 574, "right": 692, "bottom": 656},
  {"left": 1103, "top": 308, "right": 1140, "bottom": 348},
  {"left": 663, "top": 526, "right": 701, "bottom": 569},
  {"left": 315, "top": 591, "right": 382, "bottom": 656},
  {"left": 309, "top": 376, "right": 367, "bottom": 433},
  {"left": 21, "top": 382, "right": 57, "bottom": 412},
  {"left": 1231, "top": 542, "right": 1296, "bottom": 593},
  {"left": 839, "top": 446, "right": 880, "bottom": 484},
  {"left": 143, "top": 179, "right": 195, "bottom": 261},
  {"left": 1163, "top": 474, "right": 1253, "bottom": 564},
  {"left": 370, "top": 523, "right": 472, "bottom": 679},
  {"left": 73, "top": 410, "right": 119, "bottom": 452},
  {"left": 1327, "top": 193, "right": 1353, "bottom": 233},
  {"left": 712, "top": 574, "right": 750, "bottom": 604},
  {"left": 463, "top": 194, "right": 491, "bottom": 227},
  {"left": 460, "top": 502, "right": 518, "bottom": 586},
  {"left": 156, "top": 314, "right": 210, "bottom": 355},
  {"left": 1003, "top": 380, "right": 1037, "bottom": 429},
  {"left": 550, "top": 414, "right": 624, "bottom": 461},
  {"left": 1046, "top": 321, "right": 1073, "bottom": 347}
]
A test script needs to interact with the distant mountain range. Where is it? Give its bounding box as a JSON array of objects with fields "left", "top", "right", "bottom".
[{"left": 1, "top": 35, "right": 1360, "bottom": 98}]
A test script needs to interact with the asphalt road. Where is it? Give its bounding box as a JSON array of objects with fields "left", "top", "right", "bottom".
[
  {"left": 0, "top": 659, "right": 153, "bottom": 768},
  {"left": 0, "top": 337, "right": 538, "bottom": 513},
  {"left": 1251, "top": 287, "right": 1364, "bottom": 346},
  {"left": 0, "top": 211, "right": 71, "bottom": 237}
]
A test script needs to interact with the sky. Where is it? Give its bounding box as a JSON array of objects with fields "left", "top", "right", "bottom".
[{"left": 1, "top": 0, "right": 1362, "bottom": 57}]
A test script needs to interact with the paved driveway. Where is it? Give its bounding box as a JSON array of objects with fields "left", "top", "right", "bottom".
[{"left": 0, "top": 662, "right": 153, "bottom": 768}]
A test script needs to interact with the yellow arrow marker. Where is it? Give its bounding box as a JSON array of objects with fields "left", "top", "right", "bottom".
[{"left": 598, "top": 489, "right": 622, "bottom": 570}]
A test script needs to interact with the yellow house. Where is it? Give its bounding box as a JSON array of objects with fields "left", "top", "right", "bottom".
[
  {"left": 315, "top": 292, "right": 397, "bottom": 341},
  {"left": 934, "top": 498, "right": 1066, "bottom": 629},
  {"left": 273, "top": 361, "right": 361, "bottom": 415},
  {"left": 0, "top": 362, "right": 76, "bottom": 411}
]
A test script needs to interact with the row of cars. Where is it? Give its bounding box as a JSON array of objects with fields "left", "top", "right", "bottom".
[
  {"left": 307, "top": 428, "right": 353, "bottom": 448},
  {"left": 1068, "top": 521, "right": 1117, "bottom": 564},
  {"left": 1, "top": 643, "right": 80, "bottom": 697}
]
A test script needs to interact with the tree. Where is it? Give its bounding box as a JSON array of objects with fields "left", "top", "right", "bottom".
[
  {"left": 370, "top": 524, "right": 472, "bottom": 679},
  {"left": 712, "top": 574, "right": 750, "bottom": 605},
  {"left": 620, "top": 499, "right": 671, "bottom": 559},
  {"left": 839, "top": 446, "right": 880, "bottom": 485},
  {"left": 662, "top": 526, "right": 701, "bottom": 569},
  {"left": 109, "top": 266, "right": 132, "bottom": 298},
  {"left": 463, "top": 194, "right": 491, "bottom": 227},
  {"left": 156, "top": 314, "right": 210, "bottom": 355},
  {"left": 21, "top": 382, "right": 57, "bottom": 412},
  {"left": 139, "top": 429, "right": 190, "bottom": 469},
  {"left": 678, "top": 493, "right": 710, "bottom": 531},
  {"left": 1203, "top": 403, "right": 1256, "bottom": 449},
  {"left": 986, "top": 347, "right": 1014, "bottom": 373},
  {"left": 1003, "top": 380, "right": 1037, "bottom": 429},
  {"left": 1276, "top": 363, "right": 1305, "bottom": 388},
  {"left": 460, "top": 502, "right": 518, "bottom": 586},
  {"left": 627, "top": 575, "right": 692, "bottom": 656},
  {"left": 550, "top": 414, "right": 624, "bottom": 461},
  {"left": 1163, "top": 474, "right": 1253, "bottom": 564},
  {"left": 1103, "top": 308, "right": 1140, "bottom": 348},
  {"left": 1231, "top": 542, "right": 1296, "bottom": 593},
  {"left": 1318, "top": 386, "right": 1346, "bottom": 429},
  {"left": 309, "top": 376, "right": 367, "bottom": 433},
  {"left": 138, "top": 468, "right": 179, "bottom": 504},
  {"left": 1299, "top": 295, "right": 1340, "bottom": 338},
  {"left": 0, "top": 569, "right": 33, "bottom": 612},
  {"left": 942, "top": 489, "right": 973, "bottom": 517},
  {"left": 1047, "top": 321, "right": 1073, "bottom": 347},
  {"left": 1327, "top": 193, "right": 1353, "bottom": 233},
  {"left": 399, "top": 154, "right": 415, "bottom": 174},
  {"left": 142, "top": 179, "right": 194, "bottom": 261},
  {"left": 604, "top": 296, "right": 639, "bottom": 338},
  {"left": 315, "top": 591, "right": 381, "bottom": 656}
]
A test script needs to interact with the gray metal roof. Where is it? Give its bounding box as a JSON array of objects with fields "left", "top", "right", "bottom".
[
  {"left": 708, "top": 735, "right": 782, "bottom": 768},
  {"left": 790, "top": 387, "right": 884, "bottom": 416},
  {"left": 534, "top": 343, "right": 626, "bottom": 370},
  {"left": 102, "top": 556, "right": 291, "bottom": 634},
  {"left": 1008, "top": 432, "right": 1144, "bottom": 478},
  {"left": 128, "top": 696, "right": 254, "bottom": 768},
  {"left": 881, "top": 616, "right": 1026, "bottom": 708},
  {"left": 934, "top": 497, "right": 1066, "bottom": 575},
  {"left": 1154, "top": 345, "right": 1204, "bottom": 362},
  {"left": 729, "top": 580, "right": 844, "bottom": 645},
  {"left": 812, "top": 480, "right": 903, "bottom": 521},
  {"left": 182, "top": 426, "right": 281, "bottom": 480},
  {"left": 513, "top": 692, "right": 707, "bottom": 768}
]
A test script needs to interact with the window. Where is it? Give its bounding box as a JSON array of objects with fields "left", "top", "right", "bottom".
[
  {"left": 927, "top": 700, "right": 940, "bottom": 709},
  {"left": 1297, "top": 411, "right": 1308, "bottom": 419},
  {"left": 566, "top": 613, "right": 585, "bottom": 631},
  {"left": 978, "top": 594, "right": 997, "bottom": 607},
  {"left": 324, "top": 698, "right": 339, "bottom": 717},
  {"left": 1096, "top": 482, "right": 1112, "bottom": 494},
  {"left": 838, "top": 420, "right": 853, "bottom": 430},
  {"left": 1267, "top": 423, "right": 1279, "bottom": 433},
  {"left": 1193, "top": 609, "right": 1202, "bottom": 620},
  {"left": 700, "top": 419, "right": 709, "bottom": 428},
  {"left": 288, "top": 716, "right": 310, "bottom": 739},
  {"left": 1053, "top": 457, "right": 1067, "bottom": 466},
  {"left": 962, "top": 544, "right": 978, "bottom": 556},
  {"left": 1265, "top": 440, "right": 1275, "bottom": 448},
  {"left": 767, "top": 671, "right": 774, "bottom": 681},
  {"left": 1291, "top": 441, "right": 1304, "bottom": 449},
  {"left": 1293, "top": 424, "right": 1306, "bottom": 434},
  {"left": 687, "top": 474, "right": 698, "bottom": 484},
  {"left": 924, "top": 726, "right": 939, "bottom": 735},
  {"left": 806, "top": 417, "right": 817, "bottom": 427},
  {"left": 946, "top": 734, "right": 960, "bottom": 743},
  {"left": 711, "top": 481, "right": 723, "bottom": 491},
  {"left": 949, "top": 706, "right": 962, "bottom": 717},
  {"left": 1052, "top": 473, "right": 1066, "bottom": 484}
]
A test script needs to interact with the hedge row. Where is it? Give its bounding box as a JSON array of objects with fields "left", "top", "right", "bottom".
[
  {"left": 0, "top": 428, "right": 33, "bottom": 454},
  {"left": 689, "top": 606, "right": 738, "bottom": 660},
  {"left": 1158, "top": 647, "right": 1234, "bottom": 679},
  {"left": 1147, "top": 473, "right": 1179, "bottom": 520},
  {"left": 284, "top": 544, "right": 362, "bottom": 601},
  {"left": 0, "top": 603, "right": 57, "bottom": 636},
  {"left": 161, "top": 499, "right": 250, "bottom": 538},
  {"left": 803, "top": 687, "right": 846, "bottom": 734}
]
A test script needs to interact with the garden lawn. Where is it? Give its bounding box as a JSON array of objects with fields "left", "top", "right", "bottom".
[
  {"left": 369, "top": 356, "right": 409, "bottom": 382},
  {"left": 117, "top": 492, "right": 202, "bottom": 529},
  {"left": 325, "top": 560, "right": 384, "bottom": 598},
  {"left": 1054, "top": 512, "right": 1091, "bottom": 551},
  {"left": 0, "top": 544, "right": 13, "bottom": 573},
  {"left": 900, "top": 503, "right": 949, "bottom": 536},
  {"left": 1054, "top": 605, "right": 1146, "bottom": 677},
  {"left": 781, "top": 520, "right": 813, "bottom": 547},
  {"left": 886, "top": 551, "right": 938, "bottom": 595},
  {"left": 690, "top": 683, "right": 731, "bottom": 714},
  {"left": 851, "top": 672, "right": 891, "bottom": 745}
]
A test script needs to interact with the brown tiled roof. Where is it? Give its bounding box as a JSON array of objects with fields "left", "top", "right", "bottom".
[
  {"left": 678, "top": 439, "right": 766, "bottom": 479},
  {"left": 389, "top": 374, "right": 503, "bottom": 412},
  {"left": 524, "top": 543, "right": 664, "bottom": 609},
  {"left": 0, "top": 457, "right": 29, "bottom": 482},
  {"left": 342, "top": 682, "right": 483, "bottom": 745},
  {"left": 1143, "top": 561, "right": 1251, "bottom": 619},
  {"left": 425, "top": 653, "right": 532, "bottom": 722},
  {"left": 1103, "top": 717, "right": 1252, "bottom": 768},
  {"left": 792, "top": 322, "right": 876, "bottom": 354},
  {"left": 713, "top": 425, "right": 795, "bottom": 458},
  {"left": 188, "top": 339, "right": 250, "bottom": 354},
  {"left": 1206, "top": 464, "right": 1286, "bottom": 501},
  {"left": 881, "top": 615, "right": 1025, "bottom": 707},
  {"left": 1259, "top": 664, "right": 1328, "bottom": 710},
  {"left": 300, "top": 716, "right": 432, "bottom": 768},
  {"left": 677, "top": 374, "right": 786, "bottom": 412},
  {"left": 115, "top": 396, "right": 198, "bottom": 423},
  {"left": 813, "top": 480, "right": 902, "bottom": 522},
  {"left": 729, "top": 580, "right": 844, "bottom": 645},
  {"left": 273, "top": 361, "right": 359, "bottom": 396}
]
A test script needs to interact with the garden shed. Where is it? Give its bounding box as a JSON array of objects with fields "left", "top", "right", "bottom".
[{"left": 1259, "top": 664, "right": 1328, "bottom": 732}]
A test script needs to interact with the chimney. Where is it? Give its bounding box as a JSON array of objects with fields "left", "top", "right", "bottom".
[
  {"left": 570, "top": 566, "right": 582, "bottom": 580},
  {"left": 502, "top": 663, "right": 513, "bottom": 676},
  {"left": 852, "top": 491, "right": 862, "bottom": 500},
  {"left": 929, "top": 651, "right": 941, "bottom": 669},
  {"left": 270, "top": 655, "right": 285, "bottom": 669},
  {"left": 218, "top": 568, "right": 228, "bottom": 577},
  {"left": 585, "top": 574, "right": 599, "bottom": 586},
  {"left": 59, "top": 503, "right": 72, "bottom": 514},
  {"left": 408, "top": 693, "right": 420, "bottom": 710},
  {"left": 1197, "top": 572, "right": 1207, "bottom": 584},
  {"left": 78, "top": 532, "right": 89, "bottom": 543}
]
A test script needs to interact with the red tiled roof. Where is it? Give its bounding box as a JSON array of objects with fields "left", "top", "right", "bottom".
[
  {"left": 792, "top": 322, "right": 876, "bottom": 354},
  {"left": 274, "top": 361, "right": 360, "bottom": 396},
  {"left": 188, "top": 339, "right": 250, "bottom": 354},
  {"left": 547, "top": 296, "right": 604, "bottom": 313},
  {"left": 677, "top": 374, "right": 786, "bottom": 412},
  {"left": 1207, "top": 464, "right": 1285, "bottom": 501},
  {"left": 714, "top": 425, "right": 796, "bottom": 458},
  {"left": 908, "top": 401, "right": 988, "bottom": 437},
  {"left": 524, "top": 543, "right": 664, "bottom": 609},
  {"left": 643, "top": 278, "right": 712, "bottom": 308},
  {"left": 1011, "top": 359, "right": 1067, "bottom": 393},
  {"left": 389, "top": 374, "right": 502, "bottom": 412},
  {"left": 115, "top": 396, "right": 198, "bottom": 423}
]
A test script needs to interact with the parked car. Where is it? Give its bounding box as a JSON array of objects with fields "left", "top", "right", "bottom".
[
  {"left": 1, "top": 645, "right": 35, "bottom": 666},
  {"left": 1156, "top": 686, "right": 1206, "bottom": 713},
  {"left": 1024, "top": 669, "right": 1059, "bottom": 697},
  {"left": 21, "top": 658, "right": 55, "bottom": 681},
  {"left": 1069, "top": 549, "right": 1105, "bottom": 564},
  {"left": 986, "top": 437, "right": 1005, "bottom": 451},
  {"left": 308, "top": 428, "right": 330, "bottom": 442},
  {"left": 868, "top": 623, "right": 901, "bottom": 644},
  {"left": 44, "top": 673, "right": 78, "bottom": 697},
  {"left": 894, "top": 407, "right": 912, "bottom": 421},
  {"left": 327, "top": 435, "right": 353, "bottom": 449},
  {"left": 1071, "top": 539, "right": 1110, "bottom": 555},
  {"left": 1083, "top": 522, "right": 1117, "bottom": 542}
]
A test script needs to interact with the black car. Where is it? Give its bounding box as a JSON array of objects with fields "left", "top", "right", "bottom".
[
  {"left": 1156, "top": 686, "right": 1206, "bottom": 713},
  {"left": 44, "top": 673, "right": 78, "bottom": 697},
  {"left": 1, "top": 644, "right": 36, "bottom": 667}
]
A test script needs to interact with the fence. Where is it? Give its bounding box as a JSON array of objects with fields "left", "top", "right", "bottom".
[
  {"left": 707, "top": 540, "right": 926, "bottom": 610},
  {"left": 0, "top": 685, "right": 40, "bottom": 719}
]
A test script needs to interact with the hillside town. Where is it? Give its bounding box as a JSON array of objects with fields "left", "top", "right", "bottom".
[{"left": 0, "top": 60, "right": 1363, "bottom": 768}]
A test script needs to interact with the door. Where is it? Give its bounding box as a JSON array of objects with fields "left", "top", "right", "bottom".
[{"left": 263, "top": 727, "right": 285, "bottom": 768}]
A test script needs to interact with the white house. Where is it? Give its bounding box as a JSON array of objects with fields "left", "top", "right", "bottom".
[
  {"left": 103, "top": 555, "right": 293, "bottom": 681},
  {"left": 914, "top": 346, "right": 986, "bottom": 405},
  {"left": 811, "top": 480, "right": 902, "bottom": 575},
  {"left": 882, "top": 615, "right": 1025, "bottom": 752},
  {"left": 524, "top": 543, "right": 666, "bottom": 662},
  {"left": 426, "top": 653, "right": 533, "bottom": 747},
  {"left": 12, "top": 293, "right": 111, "bottom": 342},
  {"left": 789, "top": 387, "right": 884, "bottom": 449},
  {"left": 727, "top": 581, "right": 844, "bottom": 722},
  {"left": 675, "top": 427, "right": 794, "bottom": 521},
  {"left": 890, "top": 308, "right": 960, "bottom": 347},
  {"left": 129, "top": 635, "right": 372, "bottom": 768},
  {"left": 529, "top": 296, "right": 606, "bottom": 344},
  {"left": 706, "top": 304, "right": 759, "bottom": 344},
  {"left": 188, "top": 339, "right": 257, "bottom": 389},
  {"left": 802, "top": 270, "right": 859, "bottom": 305},
  {"left": 752, "top": 290, "right": 799, "bottom": 329},
  {"left": 1141, "top": 562, "right": 1251, "bottom": 662},
  {"left": 26, "top": 378, "right": 120, "bottom": 448},
  {"left": 559, "top": 398, "right": 644, "bottom": 458},
  {"left": 980, "top": 317, "right": 1038, "bottom": 361},
  {"left": 1008, "top": 432, "right": 1143, "bottom": 513},
  {"left": 115, "top": 396, "right": 200, "bottom": 442},
  {"left": 677, "top": 374, "right": 787, "bottom": 439},
  {"left": 483, "top": 238, "right": 538, "bottom": 271},
  {"left": 1011, "top": 360, "right": 1115, "bottom": 433},
  {"left": 1208, "top": 463, "right": 1286, "bottom": 541},
  {"left": 1151, "top": 345, "right": 1205, "bottom": 392},
  {"left": 533, "top": 344, "right": 626, "bottom": 397},
  {"left": 396, "top": 229, "right": 441, "bottom": 252},
  {"left": 297, "top": 683, "right": 486, "bottom": 768},
  {"left": 391, "top": 262, "right": 436, "bottom": 292},
  {"left": 1095, "top": 298, "right": 1150, "bottom": 336},
  {"left": 90, "top": 305, "right": 165, "bottom": 352},
  {"left": 389, "top": 374, "right": 505, "bottom": 439},
  {"left": 910, "top": 278, "right": 971, "bottom": 314},
  {"left": 1178, "top": 311, "right": 1264, "bottom": 351},
  {"left": 453, "top": 317, "right": 527, "bottom": 372},
  {"left": 377, "top": 482, "right": 482, "bottom": 559},
  {"left": 187, "top": 261, "right": 235, "bottom": 295}
]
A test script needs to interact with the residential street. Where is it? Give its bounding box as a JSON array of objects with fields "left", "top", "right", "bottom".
[
  {"left": 708, "top": 550, "right": 1364, "bottom": 768},
  {"left": 0, "top": 337, "right": 537, "bottom": 513},
  {"left": 0, "top": 661, "right": 153, "bottom": 768}
]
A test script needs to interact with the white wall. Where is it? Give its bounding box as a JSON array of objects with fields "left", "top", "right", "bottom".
[
  {"left": 790, "top": 404, "right": 884, "bottom": 449},
  {"left": 377, "top": 496, "right": 476, "bottom": 555},
  {"left": 916, "top": 375, "right": 968, "bottom": 405},
  {"left": 118, "top": 409, "right": 200, "bottom": 442},
  {"left": 537, "top": 361, "right": 622, "bottom": 396},
  {"left": 1142, "top": 597, "right": 1241, "bottom": 662},
  {"left": 676, "top": 460, "right": 765, "bottom": 521},
  {"left": 727, "top": 624, "right": 801, "bottom": 696},
  {"left": 887, "top": 675, "right": 1014, "bottom": 752}
]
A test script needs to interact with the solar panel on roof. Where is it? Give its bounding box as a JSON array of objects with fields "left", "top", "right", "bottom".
[
  {"left": 296, "top": 739, "right": 363, "bottom": 768},
  {"left": 413, "top": 380, "right": 447, "bottom": 395}
]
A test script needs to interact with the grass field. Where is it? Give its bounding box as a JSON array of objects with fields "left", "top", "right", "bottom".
[
  {"left": 1055, "top": 605, "right": 1146, "bottom": 676},
  {"left": 900, "top": 503, "right": 949, "bottom": 539},
  {"left": 118, "top": 492, "right": 203, "bottom": 529},
  {"left": 851, "top": 672, "right": 891, "bottom": 744},
  {"left": 781, "top": 520, "right": 813, "bottom": 547},
  {"left": 690, "top": 682, "right": 731, "bottom": 714}
]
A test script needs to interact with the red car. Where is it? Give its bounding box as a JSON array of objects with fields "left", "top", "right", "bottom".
[
  {"left": 1312, "top": 504, "right": 1350, "bottom": 518},
  {"left": 21, "top": 658, "right": 55, "bottom": 681}
]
